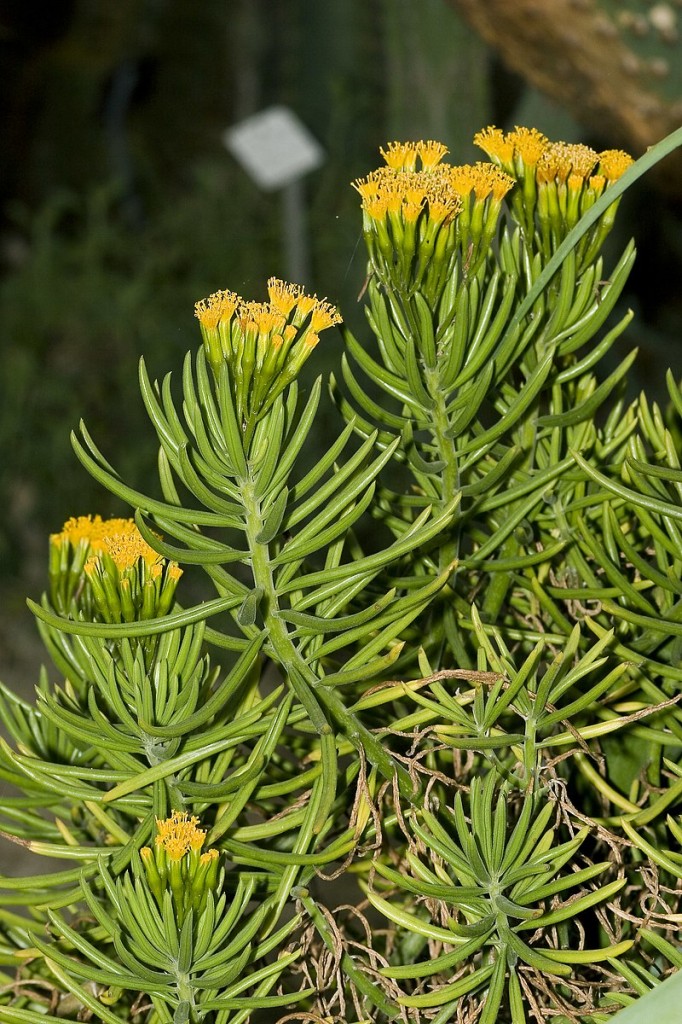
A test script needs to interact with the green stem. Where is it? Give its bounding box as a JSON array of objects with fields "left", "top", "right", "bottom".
[
  {"left": 424, "top": 363, "right": 469, "bottom": 664},
  {"left": 241, "top": 479, "right": 413, "bottom": 812},
  {"left": 425, "top": 368, "right": 460, "bottom": 567},
  {"left": 142, "top": 738, "right": 183, "bottom": 814},
  {"left": 175, "top": 974, "right": 201, "bottom": 1023}
]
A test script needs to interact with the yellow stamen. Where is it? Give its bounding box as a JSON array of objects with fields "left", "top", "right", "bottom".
[
  {"left": 473, "top": 126, "right": 514, "bottom": 165},
  {"left": 425, "top": 180, "right": 461, "bottom": 223},
  {"left": 384, "top": 188, "right": 403, "bottom": 215},
  {"left": 267, "top": 278, "right": 300, "bottom": 317},
  {"left": 537, "top": 147, "right": 570, "bottom": 185},
  {"left": 487, "top": 166, "right": 515, "bottom": 202},
  {"left": 536, "top": 151, "right": 559, "bottom": 186},
  {"left": 54, "top": 516, "right": 165, "bottom": 573},
  {"left": 538, "top": 142, "right": 598, "bottom": 185},
  {"left": 449, "top": 163, "right": 514, "bottom": 202},
  {"left": 351, "top": 171, "right": 384, "bottom": 200},
  {"left": 507, "top": 126, "right": 548, "bottom": 166},
  {"left": 155, "top": 811, "right": 206, "bottom": 861},
  {"left": 588, "top": 174, "right": 606, "bottom": 193},
  {"left": 310, "top": 301, "right": 343, "bottom": 333},
  {"left": 416, "top": 140, "right": 449, "bottom": 169},
  {"left": 52, "top": 514, "right": 115, "bottom": 550},
  {"left": 194, "top": 289, "right": 240, "bottom": 329},
  {"left": 295, "top": 293, "right": 318, "bottom": 317},
  {"left": 364, "top": 194, "right": 389, "bottom": 221},
  {"left": 563, "top": 143, "right": 599, "bottom": 178},
  {"left": 258, "top": 307, "right": 287, "bottom": 335},
  {"left": 100, "top": 531, "right": 162, "bottom": 573},
  {"left": 402, "top": 200, "right": 423, "bottom": 223},
  {"left": 598, "top": 149, "right": 634, "bottom": 181},
  {"left": 448, "top": 165, "right": 478, "bottom": 197},
  {"left": 403, "top": 184, "right": 427, "bottom": 208},
  {"left": 237, "top": 301, "right": 268, "bottom": 334},
  {"left": 380, "top": 141, "right": 419, "bottom": 171}
]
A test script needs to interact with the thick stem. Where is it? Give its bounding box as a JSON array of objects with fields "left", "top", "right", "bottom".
[
  {"left": 241, "top": 479, "right": 413, "bottom": 803},
  {"left": 424, "top": 364, "right": 470, "bottom": 664},
  {"left": 175, "top": 973, "right": 201, "bottom": 1023},
  {"left": 425, "top": 367, "right": 460, "bottom": 560}
]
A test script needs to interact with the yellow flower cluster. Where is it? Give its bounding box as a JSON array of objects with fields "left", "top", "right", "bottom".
[
  {"left": 379, "top": 139, "right": 450, "bottom": 171},
  {"left": 194, "top": 279, "right": 342, "bottom": 426},
  {"left": 49, "top": 515, "right": 182, "bottom": 622},
  {"left": 449, "top": 163, "right": 516, "bottom": 203},
  {"left": 154, "top": 810, "right": 209, "bottom": 861},
  {"left": 52, "top": 514, "right": 162, "bottom": 573},
  {"left": 141, "top": 811, "right": 220, "bottom": 925},
  {"left": 353, "top": 155, "right": 513, "bottom": 230},
  {"left": 353, "top": 166, "right": 462, "bottom": 229},
  {"left": 352, "top": 140, "right": 515, "bottom": 297},
  {"left": 476, "top": 126, "right": 603, "bottom": 179},
  {"left": 195, "top": 281, "right": 342, "bottom": 342},
  {"left": 474, "top": 125, "right": 634, "bottom": 263}
]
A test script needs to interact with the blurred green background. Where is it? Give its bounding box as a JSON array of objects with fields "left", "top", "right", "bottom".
[{"left": 1, "top": 0, "right": 681, "bottom": 681}]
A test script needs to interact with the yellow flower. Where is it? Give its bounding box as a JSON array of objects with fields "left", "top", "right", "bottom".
[
  {"left": 99, "top": 523, "right": 161, "bottom": 573},
  {"left": 354, "top": 166, "right": 461, "bottom": 227},
  {"left": 597, "top": 149, "right": 634, "bottom": 181},
  {"left": 506, "top": 126, "right": 548, "bottom": 167},
  {"left": 267, "top": 277, "right": 299, "bottom": 317},
  {"left": 474, "top": 126, "right": 545, "bottom": 234},
  {"left": 51, "top": 515, "right": 166, "bottom": 578},
  {"left": 155, "top": 810, "right": 206, "bottom": 861},
  {"left": 587, "top": 174, "right": 606, "bottom": 196},
  {"left": 563, "top": 144, "right": 600, "bottom": 179},
  {"left": 194, "top": 289, "right": 240, "bottom": 331},
  {"left": 50, "top": 515, "right": 182, "bottom": 622},
  {"left": 473, "top": 125, "right": 633, "bottom": 267},
  {"left": 353, "top": 142, "right": 518, "bottom": 297},
  {"left": 351, "top": 170, "right": 383, "bottom": 201},
  {"left": 310, "top": 301, "right": 343, "bottom": 333},
  {"left": 52, "top": 515, "right": 148, "bottom": 557},
  {"left": 380, "top": 141, "right": 419, "bottom": 171},
  {"left": 416, "top": 140, "right": 449, "bottom": 169},
  {"left": 237, "top": 302, "right": 287, "bottom": 346},
  {"left": 293, "top": 292, "right": 319, "bottom": 318},
  {"left": 473, "top": 126, "right": 515, "bottom": 167},
  {"left": 536, "top": 142, "right": 598, "bottom": 185},
  {"left": 449, "top": 163, "right": 514, "bottom": 202},
  {"left": 424, "top": 181, "right": 461, "bottom": 225}
]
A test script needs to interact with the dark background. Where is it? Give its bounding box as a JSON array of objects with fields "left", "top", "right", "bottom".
[{"left": 1, "top": 0, "right": 681, "bottom": 686}]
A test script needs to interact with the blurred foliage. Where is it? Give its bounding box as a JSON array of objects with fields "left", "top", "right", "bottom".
[{"left": 0, "top": 168, "right": 281, "bottom": 572}]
